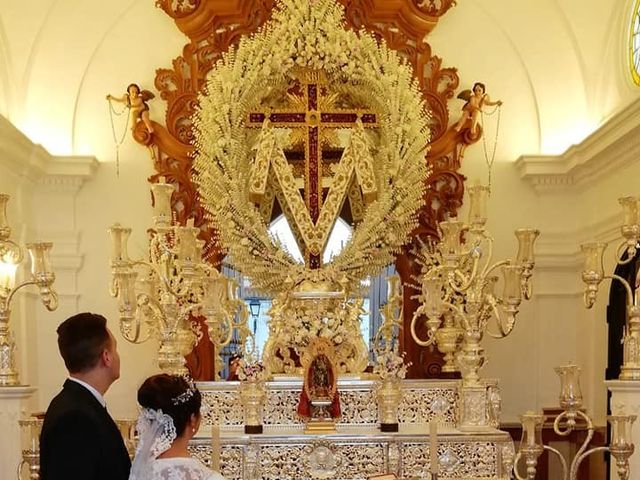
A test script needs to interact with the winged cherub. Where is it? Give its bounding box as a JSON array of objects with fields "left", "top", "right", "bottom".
[
  {"left": 454, "top": 82, "right": 502, "bottom": 135},
  {"left": 107, "top": 83, "right": 155, "bottom": 133}
]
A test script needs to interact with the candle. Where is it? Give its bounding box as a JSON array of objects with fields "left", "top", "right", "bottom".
[
  {"left": 514, "top": 229, "right": 540, "bottom": 266},
  {"left": 195, "top": 240, "right": 205, "bottom": 263},
  {"left": 203, "top": 275, "right": 228, "bottom": 311},
  {"left": 386, "top": 274, "right": 401, "bottom": 298},
  {"left": 502, "top": 265, "right": 522, "bottom": 303},
  {"left": 118, "top": 271, "right": 138, "bottom": 319},
  {"left": 178, "top": 219, "right": 199, "bottom": 262},
  {"left": 429, "top": 420, "right": 439, "bottom": 475},
  {"left": 467, "top": 183, "right": 490, "bottom": 228},
  {"left": 439, "top": 219, "right": 465, "bottom": 256},
  {"left": 0, "top": 259, "right": 17, "bottom": 290},
  {"left": 151, "top": 179, "right": 175, "bottom": 227},
  {"left": 519, "top": 411, "right": 545, "bottom": 447},
  {"left": 580, "top": 242, "right": 606, "bottom": 278},
  {"left": 31, "top": 428, "right": 38, "bottom": 452},
  {"left": 0, "top": 193, "right": 10, "bottom": 232},
  {"left": 108, "top": 224, "right": 131, "bottom": 262},
  {"left": 554, "top": 364, "right": 583, "bottom": 410},
  {"left": 423, "top": 277, "right": 444, "bottom": 321},
  {"left": 211, "top": 424, "right": 221, "bottom": 471},
  {"left": 619, "top": 196, "right": 639, "bottom": 227},
  {"left": 26, "top": 242, "right": 54, "bottom": 279}
]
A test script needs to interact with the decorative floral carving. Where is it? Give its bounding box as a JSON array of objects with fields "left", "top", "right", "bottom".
[
  {"left": 305, "top": 440, "right": 343, "bottom": 479},
  {"left": 403, "top": 441, "right": 498, "bottom": 478},
  {"left": 193, "top": 0, "right": 430, "bottom": 296},
  {"left": 199, "top": 381, "right": 458, "bottom": 427},
  {"left": 190, "top": 443, "right": 244, "bottom": 479},
  {"left": 155, "top": 0, "right": 200, "bottom": 18},
  {"left": 411, "top": 0, "right": 458, "bottom": 18},
  {"left": 189, "top": 436, "right": 513, "bottom": 480}
]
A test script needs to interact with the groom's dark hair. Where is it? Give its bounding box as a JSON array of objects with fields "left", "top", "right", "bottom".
[{"left": 57, "top": 312, "right": 111, "bottom": 373}]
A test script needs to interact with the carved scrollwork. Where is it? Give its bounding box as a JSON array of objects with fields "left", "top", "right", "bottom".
[
  {"left": 155, "top": 0, "right": 201, "bottom": 19},
  {"left": 403, "top": 441, "right": 499, "bottom": 478},
  {"left": 145, "top": 0, "right": 475, "bottom": 379},
  {"left": 189, "top": 436, "right": 513, "bottom": 480},
  {"left": 199, "top": 381, "right": 459, "bottom": 427},
  {"left": 411, "top": 0, "right": 458, "bottom": 17}
]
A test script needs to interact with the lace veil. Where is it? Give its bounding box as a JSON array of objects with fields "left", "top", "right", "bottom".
[{"left": 128, "top": 408, "right": 177, "bottom": 480}]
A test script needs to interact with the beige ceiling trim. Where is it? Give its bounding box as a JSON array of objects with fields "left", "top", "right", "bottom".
[
  {"left": 515, "top": 97, "right": 640, "bottom": 193},
  {"left": 0, "top": 114, "right": 98, "bottom": 190}
]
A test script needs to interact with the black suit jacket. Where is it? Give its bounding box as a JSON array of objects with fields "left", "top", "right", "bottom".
[{"left": 40, "top": 379, "right": 131, "bottom": 480}]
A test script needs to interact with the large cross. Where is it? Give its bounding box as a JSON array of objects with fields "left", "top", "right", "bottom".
[{"left": 247, "top": 70, "right": 378, "bottom": 268}]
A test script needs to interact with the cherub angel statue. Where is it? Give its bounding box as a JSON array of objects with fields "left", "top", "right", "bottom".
[
  {"left": 107, "top": 83, "right": 155, "bottom": 133},
  {"left": 454, "top": 82, "right": 502, "bottom": 135}
]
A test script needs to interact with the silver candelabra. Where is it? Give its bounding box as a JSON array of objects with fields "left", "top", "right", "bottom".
[
  {"left": 515, "top": 364, "right": 636, "bottom": 480},
  {"left": 581, "top": 196, "right": 640, "bottom": 380},
  {"left": 0, "top": 194, "right": 57, "bottom": 386},
  {"left": 410, "top": 184, "right": 538, "bottom": 430},
  {"left": 109, "top": 178, "right": 251, "bottom": 377}
]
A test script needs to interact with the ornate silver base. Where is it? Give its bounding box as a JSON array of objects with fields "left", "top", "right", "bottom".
[
  {"left": 0, "top": 370, "right": 19, "bottom": 386},
  {"left": 619, "top": 365, "right": 640, "bottom": 381},
  {"left": 0, "top": 326, "right": 20, "bottom": 386},
  {"left": 194, "top": 379, "right": 511, "bottom": 479},
  {"left": 190, "top": 428, "right": 515, "bottom": 480},
  {"left": 458, "top": 384, "right": 499, "bottom": 433},
  {"left": 18, "top": 451, "right": 40, "bottom": 479}
]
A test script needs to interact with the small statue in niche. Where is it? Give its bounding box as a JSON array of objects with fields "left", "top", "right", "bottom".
[
  {"left": 454, "top": 82, "right": 502, "bottom": 135},
  {"left": 107, "top": 83, "right": 155, "bottom": 133},
  {"left": 297, "top": 347, "right": 341, "bottom": 423},
  {"left": 311, "top": 355, "right": 332, "bottom": 398}
]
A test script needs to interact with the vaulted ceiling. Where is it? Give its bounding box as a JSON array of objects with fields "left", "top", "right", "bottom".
[{"left": 0, "top": 0, "right": 637, "bottom": 162}]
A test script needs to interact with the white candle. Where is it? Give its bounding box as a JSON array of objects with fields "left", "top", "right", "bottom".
[
  {"left": 211, "top": 424, "right": 221, "bottom": 471},
  {"left": 429, "top": 420, "right": 439, "bottom": 475},
  {"left": 150, "top": 179, "right": 175, "bottom": 227},
  {"left": 0, "top": 260, "right": 17, "bottom": 290}
]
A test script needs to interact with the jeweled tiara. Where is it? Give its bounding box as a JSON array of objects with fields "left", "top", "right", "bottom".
[{"left": 171, "top": 376, "right": 197, "bottom": 406}]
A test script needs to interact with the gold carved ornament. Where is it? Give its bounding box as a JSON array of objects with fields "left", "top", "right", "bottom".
[
  {"left": 262, "top": 288, "right": 368, "bottom": 375},
  {"left": 143, "top": 0, "right": 468, "bottom": 378},
  {"left": 245, "top": 67, "right": 379, "bottom": 267},
  {"left": 192, "top": 0, "right": 431, "bottom": 297}
]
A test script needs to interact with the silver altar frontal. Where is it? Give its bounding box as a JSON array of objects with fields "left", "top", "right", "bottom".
[{"left": 191, "top": 378, "right": 515, "bottom": 480}]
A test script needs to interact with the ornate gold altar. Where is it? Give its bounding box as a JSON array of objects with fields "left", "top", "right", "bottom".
[
  {"left": 115, "top": 3, "right": 518, "bottom": 475},
  {"left": 191, "top": 378, "right": 514, "bottom": 480}
]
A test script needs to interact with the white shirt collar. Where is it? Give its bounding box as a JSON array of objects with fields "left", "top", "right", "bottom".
[{"left": 68, "top": 376, "right": 107, "bottom": 408}]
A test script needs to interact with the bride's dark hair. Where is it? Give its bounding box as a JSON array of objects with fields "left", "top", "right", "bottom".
[{"left": 137, "top": 374, "right": 202, "bottom": 436}]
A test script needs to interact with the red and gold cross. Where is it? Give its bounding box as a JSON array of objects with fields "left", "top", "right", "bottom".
[{"left": 247, "top": 70, "right": 378, "bottom": 268}]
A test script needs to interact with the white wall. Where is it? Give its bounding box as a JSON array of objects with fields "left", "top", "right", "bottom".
[{"left": 0, "top": 116, "right": 97, "bottom": 412}]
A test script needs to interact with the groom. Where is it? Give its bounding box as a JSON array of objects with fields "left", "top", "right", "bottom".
[{"left": 40, "top": 312, "right": 131, "bottom": 480}]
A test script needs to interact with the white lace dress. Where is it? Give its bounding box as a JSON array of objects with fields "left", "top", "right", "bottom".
[{"left": 150, "top": 457, "right": 226, "bottom": 480}]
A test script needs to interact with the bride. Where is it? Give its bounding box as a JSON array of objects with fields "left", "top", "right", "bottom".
[{"left": 129, "top": 374, "right": 225, "bottom": 480}]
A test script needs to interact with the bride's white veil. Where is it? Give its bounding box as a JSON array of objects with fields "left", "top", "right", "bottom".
[{"left": 129, "top": 408, "right": 177, "bottom": 480}]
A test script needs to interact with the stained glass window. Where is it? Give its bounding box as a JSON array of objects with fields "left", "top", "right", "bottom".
[{"left": 631, "top": 0, "right": 640, "bottom": 86}]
